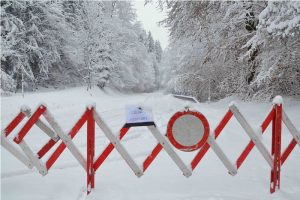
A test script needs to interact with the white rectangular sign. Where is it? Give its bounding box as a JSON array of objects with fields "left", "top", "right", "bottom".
[{"left": 126, "top": 106, "right": 153, "bottom": 123}]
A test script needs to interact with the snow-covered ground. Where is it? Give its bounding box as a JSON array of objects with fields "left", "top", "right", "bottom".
[{"left": 1, "top": 87, "right": 300, "bottom": 200}]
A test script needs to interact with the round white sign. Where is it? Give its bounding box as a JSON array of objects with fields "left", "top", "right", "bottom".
[{"left": 167, "top": 110, "right": 210, "bottom": 152}]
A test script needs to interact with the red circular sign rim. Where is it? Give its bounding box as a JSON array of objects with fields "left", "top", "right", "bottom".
[{"left": 167, "top": 110, "right": 210, "bottom": 152}]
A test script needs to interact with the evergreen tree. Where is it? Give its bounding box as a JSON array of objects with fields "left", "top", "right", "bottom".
[
  {"left": 154, "top": 40, "right": 162, "bottom": 62},
  {"left": 147, "top": 31, "right": 155, "bottom": 53},
  {"left": 1, "top": 1, "right": 65, "bottom": 90}
]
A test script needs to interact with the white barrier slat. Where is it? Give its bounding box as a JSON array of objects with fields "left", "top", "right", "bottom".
[
  {"left": 1, "top": 134, "right": 33, "bottom": 169},
  {"left": 93, "top": 110, "right": 143, "bottom": 177},
  {"left": 22, "top": 108, "right": 59, "bottom": 141},
  {"left": 147, "top": 125, "right": 192, "bottom": 177},
  {"left": 43, "top": 110, "right": 86, "bottom": 171},
  {"left": 207, "top": 133, "right": 237, "bottom": 175},
  {"left": 229, "top": 104, "right": 273, "bottom": 168},
  {"left": 18, "top": 140, "right": 47, "bottom": 175},
  {"left": 282, "top": 110, "right": 300, "bottom": 147}
]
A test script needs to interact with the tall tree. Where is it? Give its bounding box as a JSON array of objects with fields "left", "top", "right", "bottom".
[
  {"left": 1, "top": 1, "right": 65, "bottom": 90},
  {"left": 154, "top": 40, "right": 162, "bottom": 62},
  {"left": 147, "top": 31, "right": 155, "bottom": 53}
]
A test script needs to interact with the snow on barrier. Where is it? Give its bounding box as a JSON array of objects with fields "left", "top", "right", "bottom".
[{"left": 1, "top": 96, "right": 299, "bottom": 195}]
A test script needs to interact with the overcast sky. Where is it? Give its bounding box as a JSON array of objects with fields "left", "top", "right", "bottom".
[{"left": 132, "top": 1, "right": 169, "bottom": 49}]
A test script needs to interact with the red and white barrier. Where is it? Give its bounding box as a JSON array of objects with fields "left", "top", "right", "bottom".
[{"left": 1, "top": 96, "right": 299, "bottom": 195}]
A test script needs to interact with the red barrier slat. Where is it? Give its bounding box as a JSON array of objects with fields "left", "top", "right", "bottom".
[
  {"left": 262, "top": 109, "right": 275, "bottom": 132},
  {"left": 46, "top": 110, "right": 89, "bottom": 170},
  {"left": 270, "top": 104, "right": 282, "bottom": 193},
  {"left": 46, "top": 142, "right": 66, "bottom": 170},
  {"left": 236, "top": 108, "right": 274, "bottom": 169},
  {"left": 214, "top": 110, "right": 233, "bottom": 138},
  {"left": 69, "top": 111, "right": 89, "bottom": 138},
  {"left": 236, "top": 143, "right": 253, "bottom": 169},
  {"left": 38, "top": 139, "right": 57, "bottom": 159},
  {"left": 143, "top": 143, "right": 163, "bottom": 172},
  {"left": 191, "top": 110, "right": 233, "bottom": 170},
  {"left": 93, "top": 143, "right": 114, "bottom": 170},
  {"left": 4, "top": 112, "right": 26, "bottom": 137},
  {"left": 281, "top": 139, "right": 297, "bottom": 166},
  {"left": 93, "top": 127, "right": 129, "bottom": 171},
  {"left": 87, "top": 109, "right": 95, "bottom": 194},
  {"left": 14, "top": 106, "right": 46, "bottom": 144}
]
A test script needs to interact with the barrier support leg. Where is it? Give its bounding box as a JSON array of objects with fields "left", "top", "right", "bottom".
[
  {"left": 270, "top": 103, "right": 282, "bottom": 193},
  {"left": 87, "top": 108, "right": 95, "bottom": 194}
]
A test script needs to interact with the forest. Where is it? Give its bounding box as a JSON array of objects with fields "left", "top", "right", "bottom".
[
  {"left": 1, "top": 1, "right": 300, "bottom": 101},
  {"left": 1, "top": 1, "right": 162, "bottom": 93},
  {"left": 160, "top": 1, "right": 300, "bottom": 100}
]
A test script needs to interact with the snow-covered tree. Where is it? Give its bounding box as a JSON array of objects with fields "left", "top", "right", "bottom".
[
  {"left": 108, "top": 20, "right": 156, "bottom": 92},
  {"left": 243, "top": 1, "right": 300, "bottom": 99},
  {"left": 1, "top": 1, "right": 65, "bottom": 90},
  {"left": 258, "top": 1, "right": 300, "bottom": 37},
  {"left": 160, "top": 1, "right": 262, "bottom": 100},
  {"left": 79, "top": 1, "right": 113, "bottom": 90},
  {"left": 160, "top": 1, "right": 299, "bottom": 101},
  {"left": 154, "top": 40, "right": 162, "bottom": 62},
  {"left": 1, "top": 69, "right": 16, "bottom": 94},
  {"left": 147, "top": 31, "right": 155, "bottom": 53}
]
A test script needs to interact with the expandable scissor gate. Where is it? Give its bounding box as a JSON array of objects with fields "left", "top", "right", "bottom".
[{"left": 1, "top": 96, "right": 299, "bottom": 194}]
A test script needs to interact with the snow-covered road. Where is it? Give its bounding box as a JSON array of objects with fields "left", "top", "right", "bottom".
[{"left": 1, "top": 87, "right": 300, "bottom": 200}]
